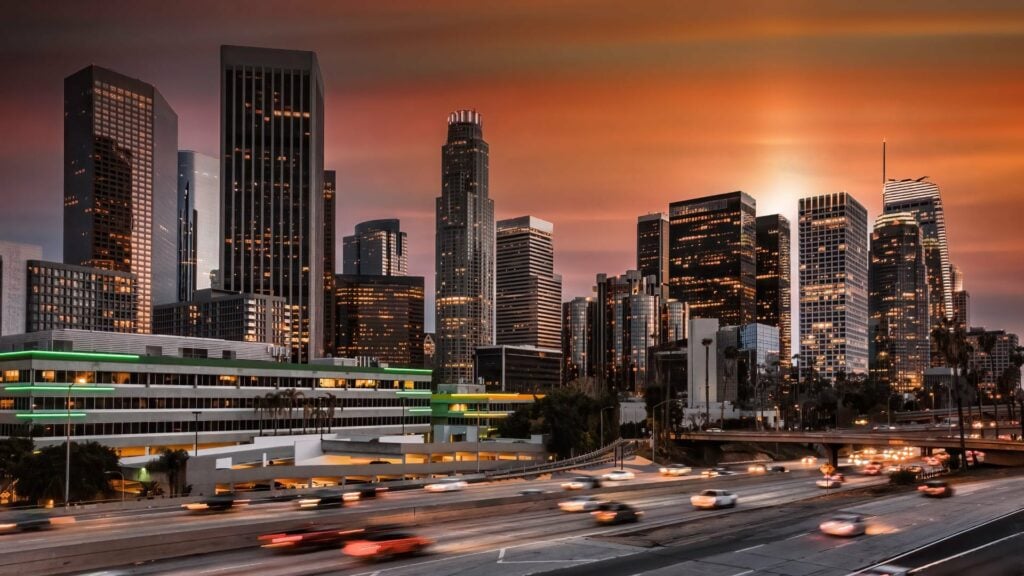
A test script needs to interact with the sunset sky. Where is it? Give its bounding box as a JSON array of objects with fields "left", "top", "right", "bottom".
[{"left": 2, "top": 1, "right": 1023, "bottom": 341}]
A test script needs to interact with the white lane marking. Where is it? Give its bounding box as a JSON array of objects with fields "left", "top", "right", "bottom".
[
  {"left": 910, "top": 530, "right": 1024, "bottom": 572},
  {"left": 498, "top": 548, "right": 506, "bottom": 561},
  {"left": 786, "top": 531, "right": 810, "bottom": 540},
  {"left": 730, "top": 570, "right": 755, "bottom": 576},
  {"left": 735, "top": 544, "right": 764, "bottom": 553},
  {"left": 197, "top": 562, "right": 262, "bottom": 574}
]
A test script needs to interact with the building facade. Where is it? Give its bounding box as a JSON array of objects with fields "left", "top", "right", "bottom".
[
  {"left": 966, "top": 328, "right": 1021, "bottom": 388},
  {"left": 435, "top": 110, "right": 494, "bottom": 383},
  {"left": 669, "top": 192, "right": 757, "bottom": 326},
  {"left": 342, "top": 219, "right": 407, "bottom": 277},
  {"left": 798, "top": 192, "right": 869, "bottom": 379},
  {"left": 474, "top": 345, "right": 562, "bottom": 393},
  {"left": 495, "top": 216, "right": 561, "bottom": 349},
  {"left": 0, "top": 242, "right": 43, "bottom": 336},
  {"left": 334, "top": 274, "right": 425, "bottom": 368},
  {"left": 323, "top": 171, "right": 337, "bottom": 356},
  {"left": 637, "top": 213, "right": 669, "bottom": 296},
  {"left": 177, "top": 150, "right": 220, "bottom": 301},
  {"left": 755, "top": 214, "right": 792, "bottom": 369},
  {"left": 64, "top": 65, "right": 178, "bottom": 331},
  {"left": 26, "top": 261, "right": 137, "bottom": 333},
  {"left": 950, "top": 265, "right": 970, "bottom": 331},
  {"left": 562, "top": 296, "right": 594, "bottom": 383},
  {"left": 868, "top": 213, "right": 929, "bottom": 393},
  {"left": 220, "top": 46, "right": 324, "bottom": 363},
  {"left": 593, "top": 271, "right": 662, "bottom": 394},
  {"left": 153, "top": 289, "right": 291, "bottom": 348}
]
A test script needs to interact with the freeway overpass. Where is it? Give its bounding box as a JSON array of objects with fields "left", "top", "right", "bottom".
[{"left": 673, "top": 430, "right": 1024, "bottom": 466}]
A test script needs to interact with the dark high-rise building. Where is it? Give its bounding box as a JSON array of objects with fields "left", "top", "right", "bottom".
[
  {"left": 755, "top": 214, "right": 792, "bottom": 369},
  {"left": 342, "top": 219, "right": 407, "bottom": 276},
  {"left": 637, "top": 213, "right": 669, "bottom": 295},
  {"left": 26, "top": 261, "right": 137, "bottom": 333},
  {"left": 154, "top": 289, "right": 291, "bottom": 348},
  {"left": 593, "top": 271, "right": 661, "bottom": 393},
  {"left": 868, "top": 213, "right": 929, "bottom": 393},
  {"left": 177, "top": 151, "right": 220, "bottom": 301},
  {"left": 668, "top": 192, "right": 756, "bottom": 326},
  {"left": 562, "top": 296, "right": 595, "bottom": 383},
  {"left": 435, "top": 110, "right": 494, "bottom": 383},
  {"left": 495, "top": 216, "right": 561, "bottom": 349},
  {"left": 64, "top": 65, "right": 178, "bottom": 332},
  {"left": 220, "top": 46, "right": 324, "bottom": 363},
  {"left": 950, "top": 264, "right": 970, "bottom": 331},
  {"left": 799, "top": 192, "right": 869, "bottom": 378},
  {"left": 474, "top": 345, "right": 562, "bottom": 393},
  {"left": 334, "top": 274, "right": 425, "bottom": 367},
  {"left": 323, "top": 170, "right": 337, "bottom": 355}
]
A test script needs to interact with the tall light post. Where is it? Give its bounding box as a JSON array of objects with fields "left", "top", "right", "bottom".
[
  {"left": 701, "top": 338, "right": 713, "bottom": 430},
  {"left": 65, "top": 376, "right": 86, "bottom": 511},
  {"left": 651, "top": 399, "right": 671, "bottom": 465},
  {"left": 192, "top": 411, "right": 202, "bottom": 456},
  {"left": 600, "top": 405, "right": 615, "bottom": 447}
]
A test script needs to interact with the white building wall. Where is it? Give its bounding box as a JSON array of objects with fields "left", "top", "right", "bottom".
[{"left": 687, "top": 318, "right": 719, "bottom": 408}]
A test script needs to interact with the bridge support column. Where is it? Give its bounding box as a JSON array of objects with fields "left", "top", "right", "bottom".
[{"left": 827, "top": 444, "right": 840, "bottom": 467}]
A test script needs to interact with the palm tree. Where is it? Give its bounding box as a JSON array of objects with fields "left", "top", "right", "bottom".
[
  {"left": 151, "top": 449, "right": 189, "bottom": 497},
  {"left": 931, "top": 319, "right": 973, "bottom": 468},
  {"left": 263, "top": 392, "right": 281, "bottom": 435},
  {"left": 324, "top": 392, "right": 337, "bottom": 433},
  {"left": 254, "top": 395, "right": 264, "bottom": 436},
  {"left": 281, "top": 389, "right": 304, "bottom": 435}
]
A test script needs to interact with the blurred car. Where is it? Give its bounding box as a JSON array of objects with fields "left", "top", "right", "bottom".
[
  {"left": 706, "top": 427, "right": 723, "bottom": 432},
  {"left": 0, "top": 512, "right": 52, "bottom": 534},
  {"left": 518, "top": 488, "right": 545, "bottom": 496},
  {"left": 801, "top": 456, "right": 817, "bottom": 465},
  {"left": 592, "top": 502, "right": 642, "bottom": 524},
  {"left": 860, "top": 565, "right": 910, "bottom": 576},
  {"left": 862, "top": 462, "right": 882, "bottom": 475},
  {"left": 826, "top": 472, "right": 846, "bottom": 482},
  {"left": 816, "top": 478, "right": 842, "bottom": 489},
  {"left": 297, "top": 489, "right": 347, "bottom": 510},
  {"left": 659, "top": 464, "right": 692, "bottom": 476},
  {"left": 690, "top": 489, "right": 737, "bottom": 509},
  {"left": 602, "top": 469, "right": 635, "bottom": 481},
  {"left": 918, "top": 480, "right": 954, "bottom": 498},
  {"left": 747, "top": 464, "right": 766, "bottom": 474},
  {"left": 182, "top": 493, "right": 247, "bottom": 512},
  {"left": 561, "top": 476, "right": 601, "bottom": 490},
  {"left": 769, "top": 465, "right": 788, "bottom": 473},
  {"left": 819, "top": 513, "right": 866, "bottom": 537},
  {"left": 342, "top": 530, "right": 433, "bottom": 560},
  {"left": 559, "top": 495, "right": 603, "bottom": 512},
  {"left": 424, "top": 478, "right": 468, "bottom": 493},
  {"left": 259, "top": 526, "right": 363, "bottom": 551},
  {"left": 344, "top": 486, "right": 388, "bottom": 502},
  {"left": 714, "top": 467, "right": 736, "bottom": 476},
  {"left": 700, "top": 468, "right": 719, "bottom": 478}
]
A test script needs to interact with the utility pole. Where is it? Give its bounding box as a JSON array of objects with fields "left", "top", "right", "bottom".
[{"left": 702, "top": 338, "right": 713, "bottom": 430}]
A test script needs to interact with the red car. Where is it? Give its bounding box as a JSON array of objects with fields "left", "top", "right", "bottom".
[
  {"left": 259, "top": 527, "right": 364, "bottom": 551},
  {"left": 342, "top": 530, "right": 433, "bottom": 560}
]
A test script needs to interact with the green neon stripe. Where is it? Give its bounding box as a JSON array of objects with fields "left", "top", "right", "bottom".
[
  {"left": 381, "top": 367, "right": 432, "bottom": 375},
  {"left": 396, "top": 390, "right": 432, "bottom": 396},
  {"left": 16, "top": 412, "right": 87, "bottom": 418},
  {"left": 406, "top": 407, "right": 433, "bottom": 413},
  {"left": 0, "top": 350, "right": 140, "bottom": 361},
  {"left": 4, "top": 385, "right": 116, "bottom": 392}
]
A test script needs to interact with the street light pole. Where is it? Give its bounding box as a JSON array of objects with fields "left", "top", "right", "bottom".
[
  {"left": 600, "top": 406, "right": 615, "bottom": 447},
  {"left": 192, "top": 411, "right": 202, "bottom": 456},
  {"left": 651, "top": 399, "right": 671, "bottom": 465},
  {"left": 64, "top": 376, "right": 86, "bottom": 511},
  {"left": 702, "top": 338, "right": 713, "bottom": 430}
]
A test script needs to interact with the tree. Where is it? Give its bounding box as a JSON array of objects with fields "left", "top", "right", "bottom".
[
  {"left": 14, "top": 441, "right": 118, "bottom": 505},
  {"left": 497, "top": 390, "right": 604, "bottom": 459},
  {"left": 281, "top": 388, "right": 304, "bottom": 434},
  {"left": 150, "top": 449, "right": 190, "bottom": 497},
  {"left": 932, "top": 319, "right": 973, "bottom": 469},
  {"left": 0, "top": 436, "right": 34, "bottom": 501}
]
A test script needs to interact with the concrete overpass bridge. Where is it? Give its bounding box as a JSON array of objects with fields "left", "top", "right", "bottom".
[{"left": 672, "top": 430, "right": 1024, "bottom": 467}]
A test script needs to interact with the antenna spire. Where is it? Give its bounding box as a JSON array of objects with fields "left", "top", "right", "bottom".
[{"left": 882, "top": 138, "right": 886, "bottom": 185}]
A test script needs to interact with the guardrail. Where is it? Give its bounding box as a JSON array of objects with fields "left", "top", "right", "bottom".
[{"left": 484, "top": 438, "right": 639, "bottom": 481}]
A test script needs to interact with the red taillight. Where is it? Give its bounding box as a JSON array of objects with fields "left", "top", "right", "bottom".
[{"left": 273, "top": 535, "right": 304, "bottom": 544}]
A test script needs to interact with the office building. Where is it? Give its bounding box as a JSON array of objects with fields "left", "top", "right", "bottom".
[
  {"left": 64, "top": 65, "right": 178, "bottom": 331},
  {"left": 883, "top": 178, "right": 953, "bottom": 333},
  {"left": 435, "top": 110, "right": 494, "bottom": 383},
  {"left": 342, "top": 219, "right": 407, "bottom": 277},
  {"left": 755, "top": 214, "right": 792, "bottom": 369},
  {"left": 323, "top": 171, "right": 337, "bottom": 355},
  {"left": 220, "top": 46, "right": 324, "bottom": 363},
  {"left": 423, "top": 333, "right": 435, "bottom": 369},
  {"left": 26, "top": 261, "right": 136, "bottom": 333},
  {"left": 637, "top": 213, "right": 669, "bottom": 296},
  {"left": 334, "top": 274, "right": 425, "bottom": 368},
  {"left": 950, "top": 264, "right": 970, "bottom": 331},
  {"left": 474, "top": 345, "right": 562, "bottom": 393},
  {"left": 868, "top": 213, "right": 929, "bottom": 393},
  {"left": 177, "top": 151, "right": 220, "bottom": 301},
  {"left": 0, "top": 242, "right": 43, "bottom": 336},
  {"left": 562, "top": 296, "right": 594, "bottom": 383},
  {"left": 153, "top": 289, "right": 291, "bottom": 349},
  {"left": 966, "top": 328, "right": 1021, "bottom": 388},
  {"left": 593, "top": 270, "right": 661, "bottom": 394},
  {"left": 669, "top": 192, "right": 756, "bottom": 326},
  {"left": 495, "top": 216, "right": 561, "bottom": 349},
  {"left": 798, "top": 192, "right": 869, "bottom": 379}
]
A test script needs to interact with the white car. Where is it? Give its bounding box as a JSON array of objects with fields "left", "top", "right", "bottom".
[
  {"left": 747, "top": 464, "right": 767, "bottom": 473},
  {"left": 559, "top": 495, "right": 603, "bottom": 512},
  {"left": 602, "top": 469, "right": 635, "bottom": 481},
  {"left": 801, "top": 456, "right": 817, "bottom": 465},
  {"left": 561, "top": 476, "right": 600, "bottom": 490},
  {"left": 816, "top": 478, "right": 842, "bottom": 489},
  {"left": 819, "top": 513, "right": 866, "bottom": 537},
  {"left": 424, "top": 478, "right": 468, "bottom": 492},
  {"left": 690, "top": 489, "right": 737, "bottom": 509},
  {"left": 700, "top": 469, "right": 719, "bottom": 478},
  {"left": 659, "top": 464, "right": 692, "bottom": 476}
]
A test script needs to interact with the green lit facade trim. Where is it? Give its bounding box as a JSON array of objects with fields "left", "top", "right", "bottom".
[
  {"left": 406, "top": 407, "right": 433, "bottom": 413},
  {"left": 16, "top": 412, "right": 87, "bottom": 419},
  {"left": 397, "top": 390, "right": 432, "bottom": 396}
]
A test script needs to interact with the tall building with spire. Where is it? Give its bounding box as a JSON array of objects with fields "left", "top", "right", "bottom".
[
  {"left": 799, "top": 192, "right": 869, "bottom": 379},
  {"left": 436, "top": 110, "right": 494, "bottom": 383},
  {"left": 220, "top": 46, "right": 324, "bottom": 362},
  {"left": 64, "top": 65, "right": 178, "bottom": 332},
  {"left": 495, "top": 216, "right": 561, "bottom": 349},
  {"left": 869, "top": 212, "right": 929, "bottom": 392}
]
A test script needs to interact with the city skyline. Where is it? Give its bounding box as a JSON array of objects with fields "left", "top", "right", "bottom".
[{"left": 1, "top": 2, "right": 1024, "bottom": 343}]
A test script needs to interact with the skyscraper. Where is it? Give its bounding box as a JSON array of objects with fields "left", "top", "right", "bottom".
[
  {"left": 755, "top": 214, "right": 792, "bottom": 369},
  {"left": 562, "top": 296, "right": 594, "bottom": 383},
  {"left": 883, "top": 178, "right": 952, "bottom": 332},
  {"left": 177, "top": 150, "right": 220, "bottom": 301},
  {"left": 220, "top": 46, "right": 324, "bottom": 363},
  {"left": 593, "top": 270, "right": 661, "bottom": 394},
  {"left": 342, "top": 219, "right": 407, "bottom": 276},
  {"left": 869, "top": 212, "right": 929, "bottom": 392},
  {"left": 64, "top": 65, "right": 178, "bottom": 332},
  {"left": 669, "top": 192, "right": 756, "bottom": 326},
  {"left": 799, "top": 192, "right": 869, "bottom": 378},
  {"left": 495, "top": 216, "right": 561, "bottom": 349},
  {"left": 334, "top": 274, "right": 425, "bottom": 367},
  {"left": 951, "top": 264, "right": 970, "bottom": 331},
  {"left": 637, "top": 213, "right": 669, "bottom": 296},
  {"left": 435, "top": 110, "right": 494, "bottom": 383},
  {"left": 323, "top": 170, "right": 336, "bottom": 355}
]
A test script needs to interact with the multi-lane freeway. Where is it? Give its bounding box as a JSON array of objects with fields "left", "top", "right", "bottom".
[{"left": 1, "top": 459, "right": 1022, "bottom": 576}]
